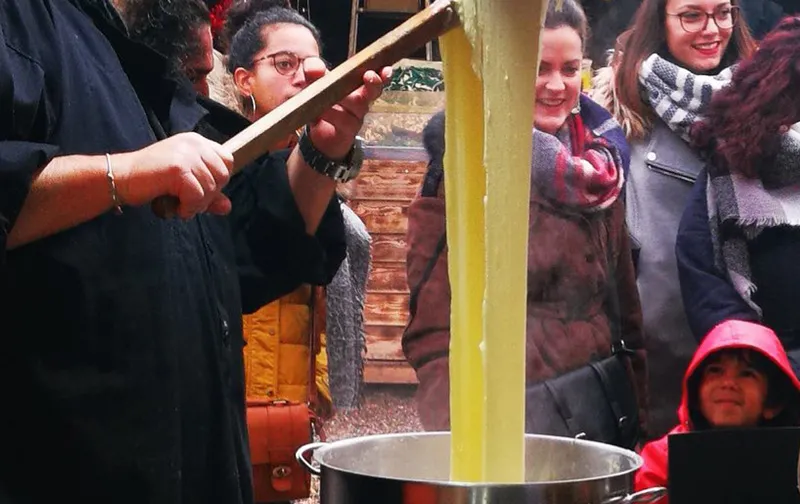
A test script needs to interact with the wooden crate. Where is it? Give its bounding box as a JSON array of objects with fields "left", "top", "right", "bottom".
[
  {"left": 352, "top": 90, "right": 443, "bottom": 384},
  {"left": 350, "top": 156, "right": 428, "bottom": 384}
]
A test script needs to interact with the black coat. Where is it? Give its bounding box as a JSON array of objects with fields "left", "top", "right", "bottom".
[
  {"left": 0, "top": 0, "right": 345, "bottom": 502},
  {"left": 676, "top": 173, "right": 800, "bottom": 376},
  {"left": 740, "top": 0, "right": 795, "bottom": 39}
]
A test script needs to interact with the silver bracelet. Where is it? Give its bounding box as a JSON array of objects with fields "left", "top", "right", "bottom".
[{"left": 105, "top": 153, "right": 124, "bottom": 215}]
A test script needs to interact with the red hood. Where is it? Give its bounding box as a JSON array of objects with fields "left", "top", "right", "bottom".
[{"left": 677, "top": 320, "right": 800, "bottom": 426}]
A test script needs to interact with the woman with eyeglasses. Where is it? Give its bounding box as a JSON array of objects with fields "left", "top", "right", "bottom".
[
  {"left": 225, "top": 4, "right": 373, "bottom": 479},
  {"left": 228, "top": 7, "right": 323, "bottom": 147},
  {"left": 590, "top": 0, "right": 757, "bottom": 441}
]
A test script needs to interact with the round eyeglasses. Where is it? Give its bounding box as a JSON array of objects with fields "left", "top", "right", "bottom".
[
  {"left": 251, "top": 51, "right": 328, "bottom": 76},
  {"left": 667, "top": 5, "right": 740, "bottom": 33}
]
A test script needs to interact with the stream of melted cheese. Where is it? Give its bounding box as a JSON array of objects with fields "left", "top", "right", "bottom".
[{"left": 442, "top": 0, "right": 548, "bottom": 484}]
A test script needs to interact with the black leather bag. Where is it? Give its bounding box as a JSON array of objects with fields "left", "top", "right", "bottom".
[
  {"left": 525, "top": 250, "right": 641, "bottom": 449},
  {"left": 524, "top": 342, "right": 640, "bottom": 449}
]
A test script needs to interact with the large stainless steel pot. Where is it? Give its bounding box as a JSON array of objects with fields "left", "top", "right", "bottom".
[{"left": 296, "top": 432, "right": 665, "bottom": 504}]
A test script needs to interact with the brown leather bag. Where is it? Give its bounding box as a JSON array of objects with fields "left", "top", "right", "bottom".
[{"left": 247, "top": 287, "right": 326, "bottom": 503}]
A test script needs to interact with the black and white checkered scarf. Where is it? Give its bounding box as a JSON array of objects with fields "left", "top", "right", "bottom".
[{"left": 638, "top": 53, "right": 733, "bottom": 142}]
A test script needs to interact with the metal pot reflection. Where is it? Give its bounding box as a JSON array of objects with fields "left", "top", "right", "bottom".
[{"left": 296, "top": 432, "right": 666, "bottom": 504}]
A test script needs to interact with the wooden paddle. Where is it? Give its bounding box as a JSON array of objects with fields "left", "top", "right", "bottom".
[{"left": 153, "top": 0, "right": 459, "bottom": 218}]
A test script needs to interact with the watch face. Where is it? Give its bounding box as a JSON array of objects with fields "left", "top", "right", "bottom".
[
  {"left": 350, "top": 138, "right": 365, "bottom": 170},
  {"left": 339, "top": 138, "right": 364, "bottom": 182}
]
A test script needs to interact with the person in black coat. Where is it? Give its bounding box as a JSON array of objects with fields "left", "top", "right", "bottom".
[
  {"left": 676, "top": 17, "right": 800, "bottom": 377},
  {"left": 0, "top": 0, "right": 390, "bottom": 502},
  {"left": 740, "top": 0, "right": 798, "bottom": 39}
]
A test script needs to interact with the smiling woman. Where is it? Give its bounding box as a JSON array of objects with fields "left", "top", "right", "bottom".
[
  {"left": 534, "top": 1, "right": 588, "bottom": 134},
  {"left": 587, "top": 0, "right": 757, "bottom": 441},
  {"left": 535, "top": 27, "right": 583, "bottom": 134},
  {"left": 614, "top": 0, "right": 755, "bottom": 139},
  {"left": 403, "top": 0, "right": 648, "bottom": 450},
  {"left": 664, "top": 2, "right": 739, "bottom": 72}
]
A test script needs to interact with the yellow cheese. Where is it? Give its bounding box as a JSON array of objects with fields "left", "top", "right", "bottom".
[
  {"left": 442, "top": 0, "right": 548, "bottom": 484},
  {"left": 440, "top": 25, "right": 486, "bottom": 484}
]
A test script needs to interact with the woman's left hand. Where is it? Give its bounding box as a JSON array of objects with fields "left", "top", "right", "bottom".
[{"left": 303, "top": 58, "right": 392, "bottom": 160}]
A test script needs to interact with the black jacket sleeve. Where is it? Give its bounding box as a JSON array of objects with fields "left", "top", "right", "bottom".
[
  {"left": 740, "top": 0, "right": 785, "bottom": 39},
  {"left": 0, "top": 6, "right": 61, "bottom": 269},
  {"left": 196, "top": 98, "right": 347, "bottom": 314},
  {"left": 225, "top": 151, "right": 346, "bottom": 314},
  {"left": 675, "top": 172, "right": 759, "bottom": 342}
]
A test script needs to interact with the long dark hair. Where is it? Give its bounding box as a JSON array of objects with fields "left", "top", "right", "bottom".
[
  {"left": 226, "top": 6, "right": 322, "bottom": 74},
  {"left": 691, "top": 16, "right": 800, "bottom": 178},
  {"left": 613, "top": 0, "right": 757, "bottom": 140}
]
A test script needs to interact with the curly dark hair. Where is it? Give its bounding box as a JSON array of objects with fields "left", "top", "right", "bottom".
[
  {"left": 691, "top": 16, "right": 800, "bottom": 177},
  {"left": 125, "top": 0, "right": 210, "bottom": 78}
]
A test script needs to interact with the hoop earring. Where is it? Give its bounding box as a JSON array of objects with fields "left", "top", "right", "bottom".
[
  {"left": 249, "top": 94, "right": 257, "bottom": 117},
  {"left": 571, "top": 99, "right": 581, "bottom": 115}
]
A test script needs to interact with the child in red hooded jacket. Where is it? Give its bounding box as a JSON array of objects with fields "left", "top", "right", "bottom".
[{"left": 635, "top": 320, "right": 800, "bottom": 503}]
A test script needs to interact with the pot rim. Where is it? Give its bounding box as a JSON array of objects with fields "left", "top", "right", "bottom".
[{"left": 312, "top": 431, "right": 643, "bottom": 487}]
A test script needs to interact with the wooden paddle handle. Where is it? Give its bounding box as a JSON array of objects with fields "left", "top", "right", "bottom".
[{"left": 152, "top": 0, "right": 458, "bottom": 219}]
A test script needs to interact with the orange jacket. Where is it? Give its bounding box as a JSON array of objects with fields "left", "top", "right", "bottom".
[{"left": 242, "top": 285, "right": 332, "bottom": 416}]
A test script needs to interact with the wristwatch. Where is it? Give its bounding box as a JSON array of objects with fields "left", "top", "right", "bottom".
[{"left": 297, "top": 125, "right": 364, "bottom": 183}]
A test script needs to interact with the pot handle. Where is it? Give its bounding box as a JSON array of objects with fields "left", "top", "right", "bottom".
[
  {"left": 295, "top": 442, "right": 326, "bottom": 476},
  {"left": 605, "top": 487, "right": 667, "bottom": 504}
]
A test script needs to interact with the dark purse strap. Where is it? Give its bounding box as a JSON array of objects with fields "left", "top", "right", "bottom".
[
  {"left": 590, "top": 360, "right": 626, "bottom": 429},
  {"left": 542, "top": 381, "right": 584, "bottom": 438},
  {"left": 307, "top": 287, "right": 321, "bottom": 408},
  {"left": 604, "top": 221, "right": 635, "bottom": 358},
  {"left": 305, "top": 286, "right": 332, "bottom": 441},
  {"left": 601, "top": 226, "right": 639, "bottom": 446}
]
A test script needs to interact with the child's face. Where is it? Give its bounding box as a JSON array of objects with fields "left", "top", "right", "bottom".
[{"left": 698, "top": 353, "right": 777, "bottom": 428}]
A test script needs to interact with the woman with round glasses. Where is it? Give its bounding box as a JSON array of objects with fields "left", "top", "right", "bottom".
[
  {"left": 590, "top": 0, "right": 757, "bottom": 441},
  {"left": 228, "top": 7, "right": 323, "bottom": 148},
  {"left": 225, "top": 4, "right": 373, "bottom": 452}
]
